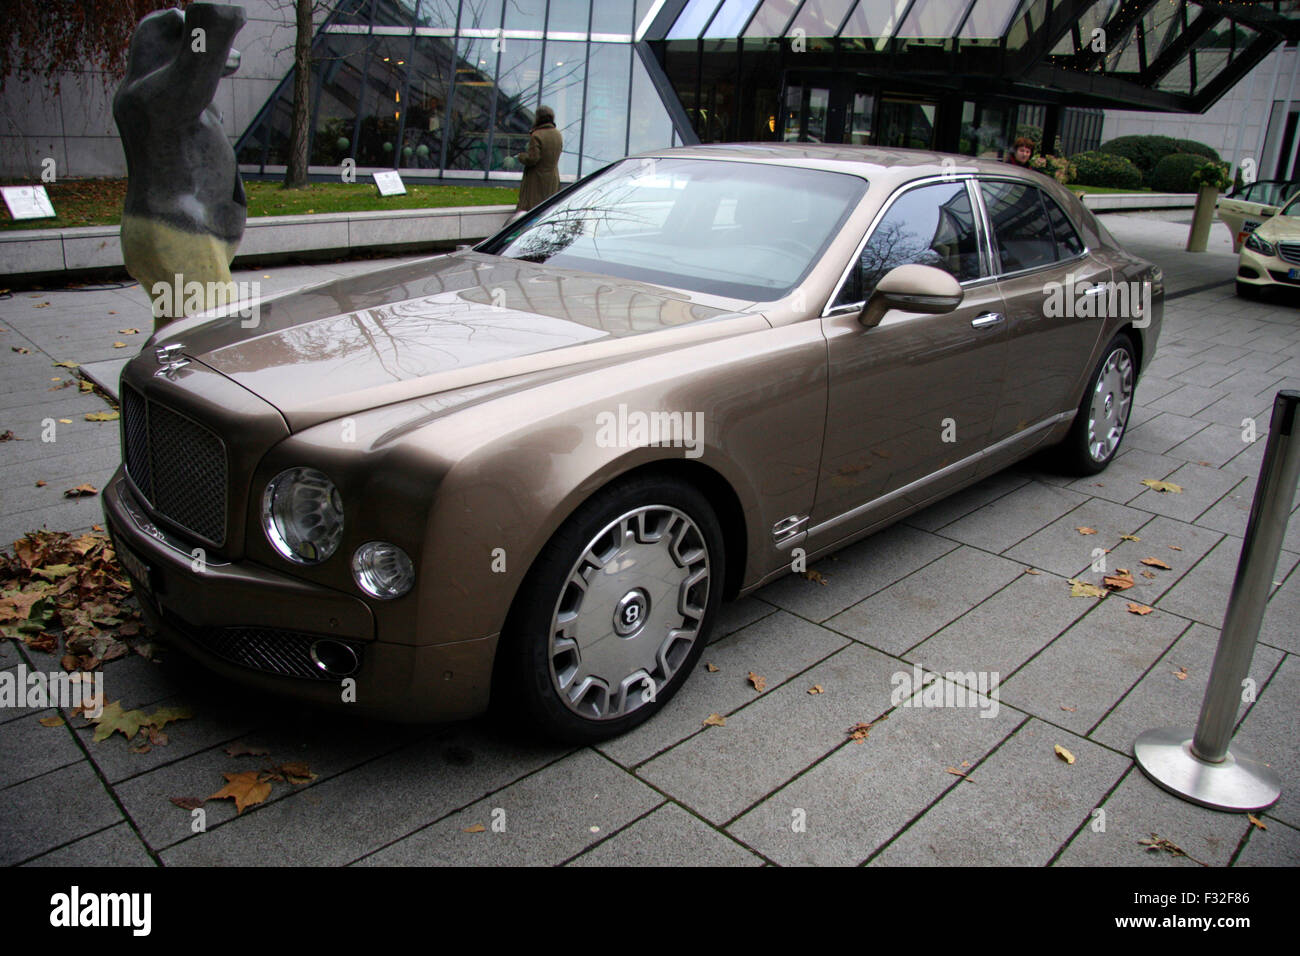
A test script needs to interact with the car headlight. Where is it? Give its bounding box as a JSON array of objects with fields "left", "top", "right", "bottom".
[
  {"left": 352, "top": 542, "right": 415, "bottom": 599},
  {"left": 262, "top": 467, "right": 344, "bottom": 564},
  {"left": 1245, "top": 232, "right": 1276, "bottom": 257}
]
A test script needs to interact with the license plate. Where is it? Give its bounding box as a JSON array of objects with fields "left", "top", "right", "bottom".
[
  {"left": 1289, "top": 269, "right": 1300, "bottom": 280},
  {"left": 1243, "top": 220, "right": 1262, "bottom": 233},
  {"left": 110, "top": 528, "right": 154, "bottom": 594}
]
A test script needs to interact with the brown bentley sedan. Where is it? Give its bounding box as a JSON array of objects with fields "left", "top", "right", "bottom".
[{"left": 105, "top": 145, "right": 1162, "bottom": 742}]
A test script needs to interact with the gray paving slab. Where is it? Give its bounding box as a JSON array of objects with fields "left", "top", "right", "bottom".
[
  {"left": 0, "top": 663, "right": 55, "bottom": 724},
  {"left": 1195, "top": 390, "right": 1275, "bottom": 430},
  {"left": 0, "top": 759, "right": 124, "bottom": 866},
  {"left": 1171, "top": 362, "right": 1237, "bottom": 389},
  {"left": 636, "top": 643, "right": 903, "bottom": 824},
  {"left": 1259, "top": 565, "right": 1300, "bottom": 655},
  {"left": 756, "top": 522, "right": 957, "bottom": 622},
  {"left": 0, "top": 707, "right": 86, "bottom": 788},
  {"left": 1090, "top": 622, "right": 1283, "bottom": 753},
  {"left": 868, "top": 719, "right": 1128, "bottom": 866},
  {"left": 924, "top": 480, "right": 1090, "bottom": 554},
  {"left": 710, "top": 595, "right": 778, "bottom": 641},
  {"left": 1002, "top": 497, "right": 1152, "bottom": 579},
  {"left": 1055, "top": 768, "right": 1251, "bottom": 867},
  {"left": 571, "top": 802, "right": 764, "bottom": 866},
  {"left": 597, "top": 610, "right": 849, "bottom": 768},
  {"left": 20, "top": 822, "right": 156, "bottom": 867},
  {"left": 1233, "top": 654, "right": 1300, "bottom": 831},
  {"left": 1234, "top": 818, "right": 1300, "bottom": 866},
  {"left": 1125, "top": 461, "right": 1247, "bottom": 523},
  {"left": 357, "top": 749, "right": 662, "bottom": 866},
  {"left": 999, "top": 596, "right": 1190, "bottom": 735},
  {"left": 158, "top": 728, "right": 568, "bottom": 866},
  {"left": 1165, "top": 424, "right": 1261, "bottom": 469},
  {"left": 727, "top": 689, "right": 1019, "bottom": 866},
  {"left": 1131, "top": 374, "right": 1181, "bottom": 405},
  {"left": 824, "top": 545, "right": 1026, "bottom": 655},
  {"left": 1068, "top": 514, "right": 1225, "bottom": 608},
  {"left": 1060, "top": 447, "right": 1182, "bottom": 504},
  {"left": 1124, "top": 411, "right": 1211, "bottom": 456},
  {"left": 1157, "top": 535, "right": 1299, "bottom": 629}
]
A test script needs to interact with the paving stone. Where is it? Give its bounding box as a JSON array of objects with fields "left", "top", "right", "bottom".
[
  {"left": 909, "top": 569, "right": 1092, "bottom": 684},
  {"left": 1124, "top": 412, "right": 1211, "bottom": 455},
  {"left": 727, "top": 691, "right": 1019, "bottom": 866},
  {"left": 636, "top": 643, "right": 902, "bottom": 824},
  {"left": 1157, "top": 536, "right": 1298, "bottom": 629},
  {"left": 1003, "top": 497, "right": 1152, "bottom": 579},
  {"left": 598, "top": 610, "right": 848, "bottom": 768},
  {"left": 712, "top": 595, "right": 778, "bottom": 641},
  {"left": 868, "top": 720, "right": 1128, "bottom": 866},
  {"left": 1195, "top": 391, "right": 1274, "bottom": 429},
  {"left": 158, "top": 727, "right": 568, "bottom": 865},
  {"left": 1061, "top": 447, "right": 1182, "bottom": 504},
  {"left": 926, "top": 481, "right": 1090, "bottom": 554},
  {"left": 1259, "top": 565, "right": 1300, "bottom": 655},
  {"left": 757, "top": 523, "right": 957, "bottom": 622},
  {"left": 0, "top": 708, "right": 86, "bottom": 788},
  {"left": 1171, "top": 362, "right": 1237, "bottom": 389},
  {"left": 1235, "top": 818, "right": 1300, "bottom": 866},
  {"left": 0, "top": 663, "right": 54, "bottom": 724},
  {"left": 1233, "top": 655, "right": 1300, "bottom": 831},
  {"left": 1126, "top": 461, "right": 1246, "bottom": 523},
  {"left": 572, "top": 802, "right": 764, "bottom": 866},
  {"left": 1090, "top": 623, "right": 1283, "bottom": 753},
  {"left": 903, "top": 469, "right": 1030, "bottom": 532},
  {"left": 825, "top": 546, "right": 1025, "bottom": 655},
  {"left": 1056, "top": 768, "right": 1250, "bottom": 867},
  {"left": 1000, "top": 596, "right": 1189, "bottom": 735},
  {"left": 0, "top": 760, "right": 123, "bottom": 866},
  {"left": 1165, "top": 424, "right": 1261, "bottom": 469},
  {"left": 1132, "top": 374, "right": 1181, "bottom": 404},
  {"left": 21, "top": 822, "right": 156, "bottom": 867},
  {"left": 357, "top": 749, "right": 662, "bottom": 866}
]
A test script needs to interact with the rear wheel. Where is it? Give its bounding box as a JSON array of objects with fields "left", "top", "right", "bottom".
[
  {"left": 497, "top": 474, "right": 724, "bottom": 744},
  {"left": 1056, "top": 333, "right": 1136, "bottom": 476}
]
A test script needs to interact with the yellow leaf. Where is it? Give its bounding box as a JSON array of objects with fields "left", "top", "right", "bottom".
[
  {"left": 85, "top": 411, "right": 119, "bottom": 422},
  {"left": 703, "top": 713, "right": 726, "bottom": 727},
  {"left": 705, "top": 662, "right": 719, "bottom": 673},
  {"left": 1141, "top": 479, "right": 1183, "bottom": 494},
  {"left": 40, "top": 715, "right": 65, "bottom": 727},
  {"left": 463, "top": 824, "right": 486, "bottom": 833},
  {"left": 112, "top": 342, "right": 127, "bottom": 349},
  {"left": 1247, "top": 814, "right": 1267, "bottom": 831},
  {"left": 1127, "top": 602, "right": 1154, "bottom": 615},
  {"left": 91, "top": 700, "right": 150, "bottom": 742},
  {"left": 118, "top": 328, "right": 140, "bottom": 335},
  {"left": 1068, "top": 578, "right": 1107, "bottom": 598},
  {"left": 807, "top": 684, "right": 824, "bottom": 695},
  {"left": 1120, "top": 534, "right": 1141, "bottom": 542},
  {"left": 146, "top": 705, "right": 193, "bottom": 730},
  {"left": 208, "top": 770, "right": 272, "bottom": 814},
  {"left": 1023, "top": 567, "right": 1041, "bottom": 575},
  {"left": 747, "top": 671, "right": 767, "bottom": 692},
  {"left": 1054, "top": 744, "right": 1076, "bottom": 764},
  {"left": 1076, "top": 526, "right": 1097, "bottom": 535}
]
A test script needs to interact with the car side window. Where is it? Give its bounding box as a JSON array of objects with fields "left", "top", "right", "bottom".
[
  {"left": 1043, "top": 194, "right": 1084, "bottom": 258},
  {"left": 980, "top": 180, "right": 1056, "bottom": 273},
  {"left": 834, "top": 181, "right": 982, "bottom": 306}
]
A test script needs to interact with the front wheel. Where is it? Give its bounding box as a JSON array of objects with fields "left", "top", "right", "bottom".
[
  {"left": 497, "top": 474, "right": 724, "bottom": 744},
  {"left": 1055, "top": 334, "right": 1136, "bottom": 476}
]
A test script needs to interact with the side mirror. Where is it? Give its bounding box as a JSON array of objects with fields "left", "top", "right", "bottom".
[{"left": 860, "top": 264, "right": 964, "bottom": 328}]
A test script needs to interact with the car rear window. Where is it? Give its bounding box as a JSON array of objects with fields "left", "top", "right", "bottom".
[{"left": 980, "top": 180, "right": 1056, "bottom": 273}]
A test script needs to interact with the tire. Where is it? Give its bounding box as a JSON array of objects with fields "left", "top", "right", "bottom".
[
  {"left": 1236, "top": 280, "right": 1262, "bottom": 300},
  {"left": 1055, "top": 333, "right": 1137, "bottom": 476},
  {"left": 496, "top": 473, "right": 725, "bottom": 744}
]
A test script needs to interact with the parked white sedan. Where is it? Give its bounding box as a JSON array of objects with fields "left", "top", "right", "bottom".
[
  {"left": 1219, "top": 179, "right": 1300, "bottom": 252},
  {"left": 1236, "top": 190, "right": 1300, "bottom": 297}
]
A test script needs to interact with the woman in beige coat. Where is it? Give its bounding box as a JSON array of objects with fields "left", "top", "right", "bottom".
[{"left": 514, "top": 106, "right": 563, "bottom": 212}]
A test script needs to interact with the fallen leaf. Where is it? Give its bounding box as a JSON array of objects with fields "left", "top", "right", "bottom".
[
  {"left": 1127, "top": 602, "right": 1154, "bottom": 615},
  {"left": 1023, "top": 567, "right": 1041, "bottom": 575},
  {"left": 0, "top": 431, "right": 17, "bottom": 442},
  {"left": 170, "top": 796, "right": 205, "bottom": 811},
  {"left": 1076, "top": 526, "right": 1098, "bottom": 535},
  {"left": 112, "top": 342, "right": 127, "bottom": 349},
  {"left": 272, "top": 761, "right": 317, "bottom": 785},
  {"left": 224, "top": 742, "right": 271, "bottom": 758},
  {"left": 463, "top": 824, "right": 486, "bottom": 833},
  {"left": 146, "top": 705, "right": 192, "bottom": 731},
  {"left": 208, "top": 770, "right": 272, "bottom": 814},
  {"left": 1068, "top": 578, "right": 1107, "bottom": 598},
  {"left": 1140, "top": 479, "right": 1183, "bottom": 494},
  {"left": 63, "top": 484, "right": 98, "bottom": 498},
  {"left": 1169, "top": 545, "right": 1182, "bottom": 551},
  {"left": 945, "top": 767, "right": 969, "bottom": 778},
  {"left": 39, "top": 715, "right": 65, "bottom": 727},
  {"left": 1139, "top": 834, "right": 1190, "bottom": 860},
  {"left": 1060, "top": 705, "right": 1077, "bottom": 712},
  {"left": 1141, "top": 557, "right": 1172, "bottom": 570},
  {"left": 803, "top": 569, "right": 828, "bottom": 586},
  {"left": 10, "top": 346, "right": 29, "bottom": 354},
  {"left": 57, "top": 418, "right": 71, "bottom": 424},
  {"left": 84, "top": 411, "right": 119, "bottom": 422},
  {"left": 1054, "top": 744, "right": 1076, "bottom": 764},
  {"left": 147, "top": 727, "right": 169, "bottom": 747},
  {"left": 118, "top": 328, "right": 139, "bottom": 335},
  {"left": 53, "top": 361, "right": 79, "bottom": 368},
  {"left": 1103, "top": 570, "right": 1135, "bottom": 591},
  {"left": 1247, "top": 814, "right": 1267, "bottom": 831},
  {"left": 34, "top": 480, "right": 45, "bottom": 487},
  {"left": 703, "top": 713, "right": 726, "bottom": 727},
  {"left": 747, "top": 671, "right": 767, "bottom": 692},
  {"left": 704, "top": 662, "right": 719, "bottom": 673},
  {"left": 1140, "top": 569, "right": 1157, "bottom": 579},
  {"left": 1120, "top": 534, "right": 1141, "bottom": 542},
  {"left": 846, "top": 717, "right": 885, "bottom": 743},
  {"left": 90, "top": 701, "right": 150, "bottom": 742},
  {"left": 1174, "top": 666, "right": 1189, "bottom": 680},
  {"left": 807, "top": 684, "right": 824, "bottom": 695}
]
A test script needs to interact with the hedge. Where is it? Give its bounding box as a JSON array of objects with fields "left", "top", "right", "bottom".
[
  {"left": 1098, "top": 135, "right": 1220, "bottom": 180},
  {"left": 1070, "top": 150, "right": 1144, "bottom": 190},
  {"left": 1149, "top": 152, "right": 1214, "bottom": 193}
]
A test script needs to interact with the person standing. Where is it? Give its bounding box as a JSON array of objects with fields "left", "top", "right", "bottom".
[{"left": 514, "top": 106, "right": 562, "bottom": 212}]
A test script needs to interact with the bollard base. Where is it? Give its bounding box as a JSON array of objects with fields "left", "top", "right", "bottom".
[{"left": 1134, "top": 727, "right": 1280, "bottom": 812}]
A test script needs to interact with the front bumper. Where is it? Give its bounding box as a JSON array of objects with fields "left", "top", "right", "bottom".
[
  {"left": 1237, "top": 244, "right": 1300, "bottom": 289},
  {"left": 102, "top": 468, "right": 496, "bottom": 722}
]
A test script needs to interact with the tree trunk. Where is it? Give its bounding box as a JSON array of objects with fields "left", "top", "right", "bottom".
[{"left": 284, "top": 0, "right": 312, "bottom": 189}]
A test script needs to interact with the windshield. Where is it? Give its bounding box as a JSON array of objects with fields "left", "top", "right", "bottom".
[
  {"left": 1282, "top": 192, "right": 1300, "bottom": 217},
  {"left": 480, "top": 157, "right": 868, "bottom": 300}
]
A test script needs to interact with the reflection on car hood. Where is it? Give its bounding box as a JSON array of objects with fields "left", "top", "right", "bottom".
[
  {"left": 1253, "top": 214, "right": 1300, "bottom": 241},
  {"left": 158, "top": 252, "right": 750, "bottom": 430}
]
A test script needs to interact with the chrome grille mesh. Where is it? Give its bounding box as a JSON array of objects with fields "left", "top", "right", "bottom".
[
  {"left": 190, "top": 624, "right": 361, "bottom": 681},
  {"left": 1278, "top": 241, "right": 1300, "bottom": 265},
  {"left": 121, "top": 384, "right": 228, "bottom": 545}
]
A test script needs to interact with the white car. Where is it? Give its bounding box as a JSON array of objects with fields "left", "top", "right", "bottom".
[
  {"left": 1236, "top": 190, "right": 1300, "bottom": 298},
  {"left": 1219, "top": 179, "right": 1300, "bottom": 252}
]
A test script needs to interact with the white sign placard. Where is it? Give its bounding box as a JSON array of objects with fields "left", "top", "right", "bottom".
[
  {"left": 373, "top": 171, "right": 406, "bottom": 196},
  {"left": 2, "top": 185, "right": 56, "bottom": 221}
]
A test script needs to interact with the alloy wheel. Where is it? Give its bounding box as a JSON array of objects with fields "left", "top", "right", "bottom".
[{"left": 1087, "top": 346, "right": 1134, "bottom": 463}]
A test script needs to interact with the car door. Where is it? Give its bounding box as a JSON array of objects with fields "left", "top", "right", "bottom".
[
  {"left": 978, "top": 178, "right": 1112, "bottom": 467},
  {"left": 810, "top": 178, "right": 1009, "bottom": 542}
]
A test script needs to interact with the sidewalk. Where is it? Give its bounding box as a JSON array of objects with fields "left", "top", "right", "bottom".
[{"left": 2, "top": 215, "right": 1298, "bottom": 867}]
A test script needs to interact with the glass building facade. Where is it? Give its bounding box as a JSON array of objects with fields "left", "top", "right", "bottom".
[{"left": 235, "top": 0, "right": 1300, "bottom": 181}]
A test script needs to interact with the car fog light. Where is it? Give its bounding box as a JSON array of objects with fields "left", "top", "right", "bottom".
[
  {"left": 352, "top": 541, "right": 415, "bottom": 599},
  {"left": 262, "top": 467, "right": 344, "bottom": 564}
]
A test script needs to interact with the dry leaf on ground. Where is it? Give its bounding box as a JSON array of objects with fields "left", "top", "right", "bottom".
[
  {"left": 703, "top": 713, "right": 726, "bottom": 727},
  {"left": 1054, "top": 744, "right": 1076, "bottom": 764},
  {"left": 1127, "top": 602, "right": 1154, "bottom": 615},
  {"left": 1068, "top": 578, "right": 1107, "bottom": 598},
  {"left": 1103, "top": 570, "right": 1135, "bottom": 591},
  {"left": 1247, "top": 814, "right": 1267, "bottom": 831},
  {"left": 808, "top": 684, "right": 824, "bottom": 695},
  {"left": 704, "top": 662, "right": 719, "bottom": 673},
  {"left": 1140, "top": 479, "right": 1183, "bottom": 494},
  {"left": 63, "top": 484, "right": 98, "bottom": 498},
  {"left": 464, "top": 824, "right": 486, "bottom": 833},
  {"left": 747, "top": 671, "right": 766, "bottom": 692},
  {"left": 208, "top": 771, "right": 273, "bottom": 814},
  {"left": 170, "top": 796, "right": 205, "bottom": 811},
  {"left": 1076, "top": 526, "right": 1097, "bottom": 535},
  {"left": 1141, "top": 557, "right": 1172, "bottom": 569}
]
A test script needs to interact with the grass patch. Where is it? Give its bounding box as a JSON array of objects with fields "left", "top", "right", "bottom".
[{"left": 1, "top": 178, "right": 517, "bottom": 231}]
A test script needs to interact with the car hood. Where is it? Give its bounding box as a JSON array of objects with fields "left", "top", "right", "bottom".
[
  {"left": 1254, "top": 213, "right": 1300, "bottom": 242},
  {"left": 155, "top": 252, "right": 759, "bottom": 431}
]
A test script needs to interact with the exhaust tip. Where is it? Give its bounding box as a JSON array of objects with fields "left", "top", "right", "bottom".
[{"left": 310, "top": 639, "right": 360, "bottom": 678}]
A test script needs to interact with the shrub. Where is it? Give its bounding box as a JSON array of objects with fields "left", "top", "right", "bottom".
[
  {"left": 1030, "top": 154, "right": 1075, "bottom": 183},
  {"left": 1190, "top": 160, "right": 1231, "bottom": 190},
  {"left": 1098, "top": 135, "right": 1220, "bottom": 181},
  {"left": 1070, "top": 150, "right": 1143, "bottom": 189},
  {"left": 1149, "top": 152, "right": 1213, "bottom": 192}
]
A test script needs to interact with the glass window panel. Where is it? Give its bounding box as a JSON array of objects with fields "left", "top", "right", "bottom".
[
  {"left": 959, "top": 0, "right": 1023, "bottom": 39},
  {"left": 835, "top": 182, "right": 982, "bottom": 306},
  {"left": 789, "top": 0, "right": 856, "bottom": 37},
  {"left": 548, "top": 0, "right": 591, "bottom": 33},
  {"left": 459, "top": 0, "right": 502, "bottom": 29},
  {"left": 1072, "top": 0, "right": 1121, "bottom": 47},
  {"left": 592, "top": 0, "right": 636, "bottom": 34},
  {"left": 332, "top": 0, "right": 374, "bottom": 26},
  {"left": 981, "top": 181, "right": 1056, "bottom": 272},
  {"left": 1142, "top": 1, "right": 1184, "bottom": 63},
  {"left": 355, "top": 36, "right": 416, "bottom": 166},
  {"left": 415, "top": 0, "right": 459, "bottom": 29},
  {"left": 400, "top": 35, "right": 457, "bottom": 168},
  {"left": 628, "top": 54, "right": 674, "bottom": 154},
  {"left": 895, "top": 0, "right": 966, "bottom": 38},
  {"left": 1191, "top": 49, "right": 1230, "bottom": 93},
  {"left": 491, "top": 38, "right": 545, "bottom": 170},
  {"left": 385, "top": 1, "right": 423, "bottom": 26},
  {"left": 311, "top": 36, "right": 370, "bottom": 165},
  {"left": 704, "top": 0, "right": 762, "bottom": 37},
  {"left": 743, "top": 0, "right": 800, "bottom": 37},
  {"left": 580, "top": 43, "right": 631, "bottom": 172},
  {"left": 539, "top": 40, "right": 587, "bottom": 178},
  {"left": 1104, "top": 25, "right": 1142, "bottom": 72},
  {"left": 1044, "top": 195, "right": 1083, "bottom": 257},
  {"left": 1157, "top": 51, "right": 1193, "bottom": 93},
  {"left": 844, "top": 91, "right": 874, "bottom": 144},
  {"left": 669, "top": 0, "right": 723, "bottom": 39},
  {"left": 1004, "top": 0, "right": 1046, "bottom": 51},
  {"left": 447, "top": 36, "right": 497, "bottom": 171},
  {"left": 841, "top": 0, "right": 910, "bottom": 40},
  {"left": 502, "top": 0, "right": 545, "bottom": 31}
]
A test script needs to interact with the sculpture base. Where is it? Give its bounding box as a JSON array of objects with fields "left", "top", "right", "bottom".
[{"left": 1134, "top": 727, "right": 1280, "bottom": 812}]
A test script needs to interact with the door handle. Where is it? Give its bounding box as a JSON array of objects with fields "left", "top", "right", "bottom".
[
  {"left": 1082, "top": 283, "right": 1108, "bottom": 295},
  {"left": 971, "top": 312, "right": 1004, "bottom": 328}
]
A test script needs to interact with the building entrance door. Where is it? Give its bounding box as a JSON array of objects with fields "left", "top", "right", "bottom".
[{"left": 779, "top": 73, "right": 875, "bottom": 145}]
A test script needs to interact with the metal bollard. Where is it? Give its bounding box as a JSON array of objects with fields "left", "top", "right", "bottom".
[{"left": 1133, "top": 389, "right": 1299, "bottom": 812}]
